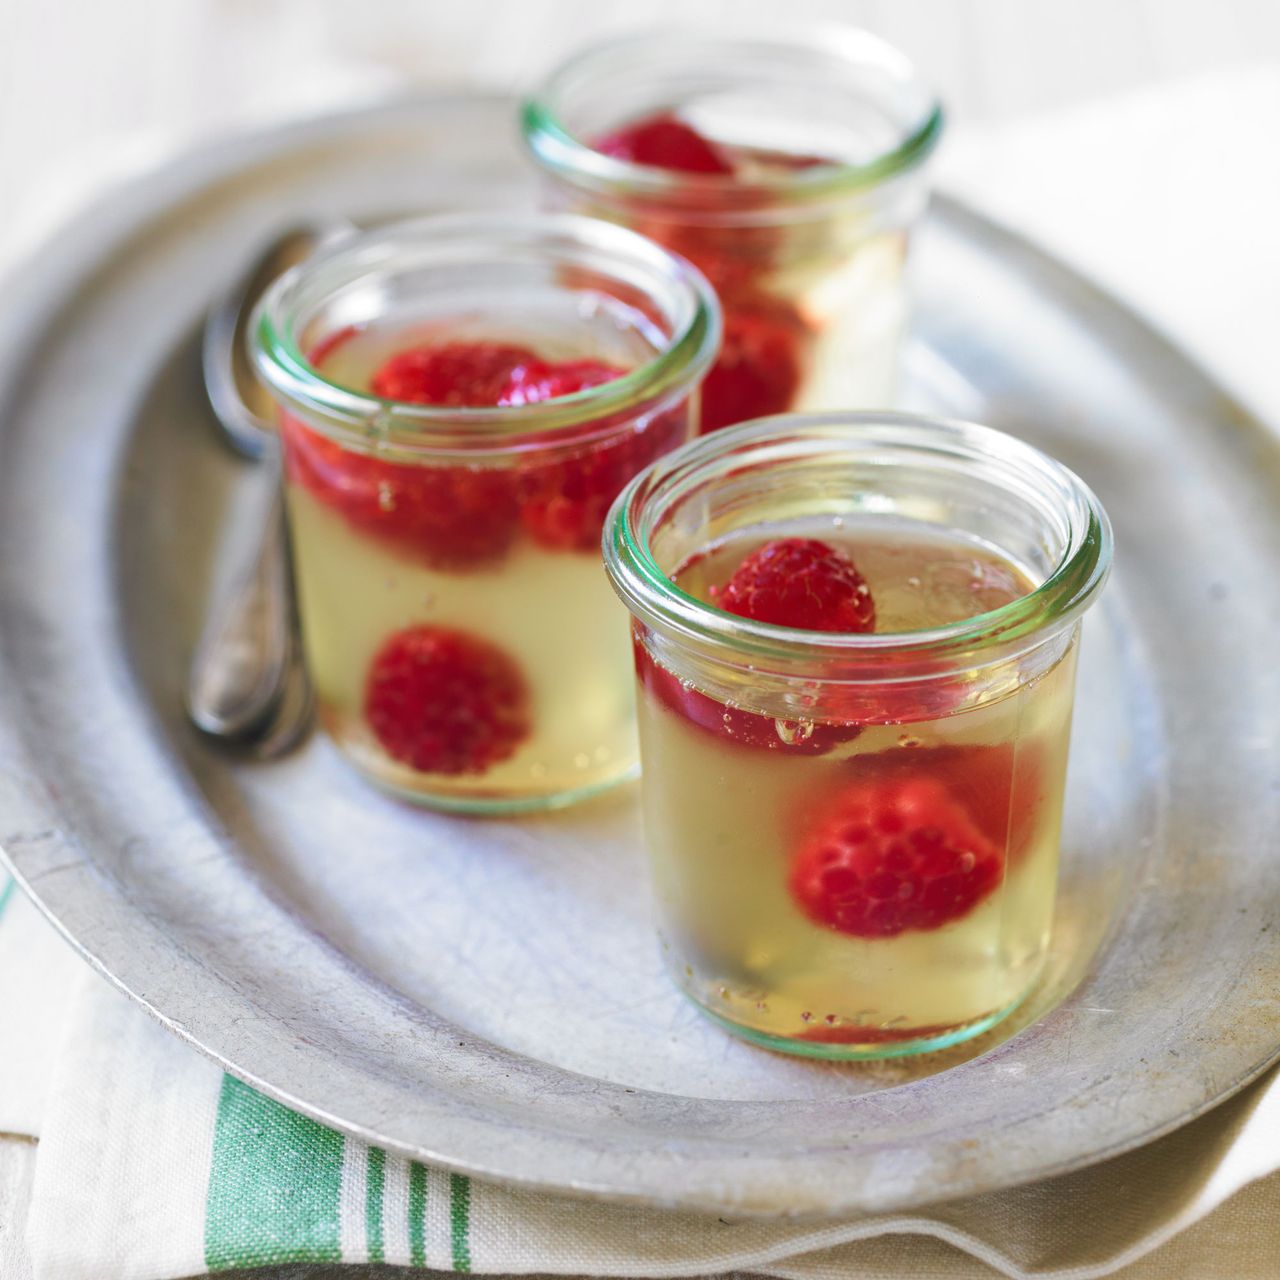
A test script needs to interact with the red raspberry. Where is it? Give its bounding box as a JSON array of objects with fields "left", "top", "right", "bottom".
[
  {"left": 505, "top": 353, "right": 658, "bottom": 553},
  {"left": 285, "top": 342, "right": 634, "bottom": 567},
  {"left": 855, "top": 743, "right": 1046, "bottom": 867},
  {"left": 370, "top": 341, "right": 624, "bottom": 409},
  {"left": 280, "top": 415, "right": 519, "bottom": 570},
  {"left": 519, "top": 408, "right": 685, "bottom": 552},
  {"left": 769, "top": 152, "right": 831, "bottom": 171},
  {"left": 369, "top": 344, "right": 631, "bottom": 555},
  {"left": 595, "top": 113, "right": 734, "bottom": 175},
  {"left": 502, "top": 357, "right": 621, "bottom": 406},
  {"left": 790, "top": 775, "right": 1004, "bottom": 938},
  {"left": 371, "top": 342, "right": 538, "bottom": 407},
  {"left": 700, "top": 301, "right": 807, "bottom": 433},
  {"left": 797, "top": 1019, "right": 956, "bottom": 1046},
  {"left": 633, "top": 638, "right": 861, "bottom": 756},
  {"left": 364, "top": 626, "right": 529, "bottom": 776},
  {"left": 718, "top": 538, "right": 876, "bottom": 633},
  {"left": 306, "top": 324, "right": 361, "bottom": 368}
]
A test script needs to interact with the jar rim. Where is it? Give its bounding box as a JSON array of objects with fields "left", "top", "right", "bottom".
[
  {"left": 522, "top": 26, "right": 944, "bottom": 208},
  {"left": 250, "top": 212, "right": 721, "bottom": 456},
  {"left": 604, "top": 412, "right": 1113, "bottom": 669}
]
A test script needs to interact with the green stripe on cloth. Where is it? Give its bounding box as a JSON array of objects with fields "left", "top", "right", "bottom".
[
  {"left": 204, "top": 1076, "right": 344, "bottom": 1270},
  {"left": 365, "top": 1146, "right": 386, "bottom": 1264},
  {"left": 0, "top": 873, "right": 15, "bottom": 922},
  {"left": 408, "top": 1161, "right": 428, "bottom": 1266},
  {"left": 450, "top": 1172, "right": 472, "bottom": 1272}
]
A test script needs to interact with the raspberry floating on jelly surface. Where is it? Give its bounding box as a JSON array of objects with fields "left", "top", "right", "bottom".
[
  {"left": 370, "top": 341, "right": 538, "bottom": 407},
  {"left": 364, "top": 625, "right": 529, "bottom": 776},
  {"left": 632, "top": 638, "right": 861, "bottom": 756},
  {"left": 595, "top": 113, "right": 734, "bottom": 175},
  {"left": 790, "top": 776, "right": 1004, "bottom": 938},
  {"left": 719, "top": 538, "right": 876, "bottom": 633},
  {"left": 370, "top": 341, "right": 622, "bottom": 410},
  {"left": 501, "top": 357, "right": 621, "bottom": 406},
  {"left": 284, "top": 339, "right": 637, "bottom": 566},
  {"left": 281, "top": 416, "right": 520, "bottom": 570}
]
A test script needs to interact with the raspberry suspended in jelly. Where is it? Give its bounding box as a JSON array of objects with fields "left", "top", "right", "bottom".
[
  {"left": 364, "top": 625, "right": 530, "bottom": 776},
  {"left": 790, "top": 775, "right": 1004, "bottom": 938},
  {"left": 519, "top": 409, "right": 686, "bottom": 552},
  {"left": 699, "top": 303, "right": 808, "bottom": 434}
]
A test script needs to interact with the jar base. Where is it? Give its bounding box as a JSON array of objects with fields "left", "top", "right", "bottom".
[
  {"left": 686, "top": 992, "right": 1028, "bottom": 1061},
  {"left": 343, "top": 756, "right": 641, "bottom": 816}
]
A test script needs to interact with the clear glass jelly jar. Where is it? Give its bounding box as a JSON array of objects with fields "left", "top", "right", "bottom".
[
  {"left": 522, "top": 27, "right": 942, "bottom": 432},
  {"left": 252, "top": 214, "right": 719, "bottom": 813},
  {"left": 604, "top": 413, "right": 1112, "bottom": 1057}
]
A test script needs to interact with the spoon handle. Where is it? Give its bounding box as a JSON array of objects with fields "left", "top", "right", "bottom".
[{"left": 186, "top": 468, "right": 294, "bottom": 740}]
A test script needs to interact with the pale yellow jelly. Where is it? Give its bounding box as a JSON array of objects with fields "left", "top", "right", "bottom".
[{"left": 637, "top": 522, "right": 1074, "bottom": 1055}]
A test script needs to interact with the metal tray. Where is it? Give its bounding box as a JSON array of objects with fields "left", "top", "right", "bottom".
[{"left": 1, "top": 94, "right": 1277, "bottom": 1219}]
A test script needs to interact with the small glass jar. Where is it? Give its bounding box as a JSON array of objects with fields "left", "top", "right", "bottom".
[
  {"left": 604, "top": 413, "right": 1112, "bottom": 1058},
  {"left": 252, "top": 214, "right": 719, "bottom": 813},
  {"left": 522, "top": 27, "right": 942, "bottom": 431}
]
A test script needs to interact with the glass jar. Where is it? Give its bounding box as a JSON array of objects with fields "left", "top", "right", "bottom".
[
  {"left": 252, "top": 213, "right": 719, "bottom": 812},
  {"left": 604, "top": 413, "right": 1112, "bottom": 1058},
  {"left": 522, "top": 27, "right": 942, "bottom": 432}
]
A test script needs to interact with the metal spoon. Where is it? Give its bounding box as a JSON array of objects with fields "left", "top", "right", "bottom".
[
  {"left": 201, "top": 225, "right": 335, "bottom": 459},
  {"left": 187, "top": 223, "right": 344, "bottom": 754},
  {"left": 185, "top": 481, "right": 302, "bottom": 744}
]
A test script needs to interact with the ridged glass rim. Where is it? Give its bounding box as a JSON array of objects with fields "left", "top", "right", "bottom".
[
  {"left": 251, "top": 212, "right": 721, "bottom": 454},
  {"left": 604, "top": 412, "right": 1113, "bottom": 668},
  {"left": 521, "top": 25, "right": 944, "bottom": 206}
]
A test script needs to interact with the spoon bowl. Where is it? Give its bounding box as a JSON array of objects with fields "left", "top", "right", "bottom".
[{"left": 202, "top": 223, "right": 348, "bottom": 457}]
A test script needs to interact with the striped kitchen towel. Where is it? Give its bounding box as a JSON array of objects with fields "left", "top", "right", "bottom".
[{"left": 4, "top": 869, "right": 1280, "bottom": 1280}]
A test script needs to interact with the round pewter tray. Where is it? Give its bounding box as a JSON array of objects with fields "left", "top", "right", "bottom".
[{"left": 1, "top": 95, "right": 1278, "bottom": 1219}]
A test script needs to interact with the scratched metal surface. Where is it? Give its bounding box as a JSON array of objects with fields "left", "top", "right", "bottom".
[{"left": 0, "top": 95, "right": 1277, "bottom": 1218}]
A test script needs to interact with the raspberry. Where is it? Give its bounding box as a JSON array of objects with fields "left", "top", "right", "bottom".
[
  {"left": 370, "top": 341, "right": 623, "bottom": 409},
  {"left": 790, "top": 775, "right": 1004, "bottom": 938},
  {"left": 284, "top": 341, "right": 633, "bottom": 567},
  {"left": 505, "top": 353, "right": 655, "bottom": 553},
  {"left": 633, "top": 639, "right": 861, "bottom": 756},
  {"left": 306, "top": 324, "right": 360, "bottom": 368},
  {"left": 826, "top": 676, "right": 972, "bottom": 727},
  {"left": 855, "top": 743, "right": 1046, "bottom": 867},
  {"left": 797, "top": 1019, "right": 956, "bottom": 1046},
  {"left": 371, "top": 342, "right": 538, "bottom": 407},
  {"left": 364, "top": 626, "right": 529, "bottom": 776},
  {"left": 699, "top": 301, "right": 807, "bottom": 433},
  {"left": 769, "top": 152, "right": 831, "bottom": 171},
  {"left": 595, "top": 113, "right": 734, "bottom": 175},
  {"left": 519, "top": 408, "right": 685, "bottom": 552},
  {"left": 280, "top": 415, "right": 519, "bottom": 570},
  {"left": 502, "top": 357, "right": 621, "bottom": 406},
  {"left": 718, "top": 538, "right": 876, "bottom": 633}
]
